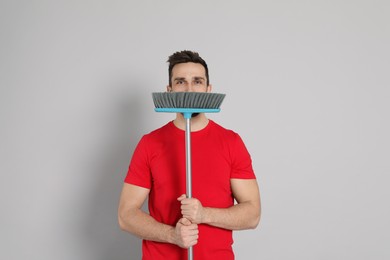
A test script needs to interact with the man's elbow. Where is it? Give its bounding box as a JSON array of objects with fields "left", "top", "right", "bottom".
[
  {"left": 249, "top": 208, "right": 261, "bottom": 229},
  {"left": 118, "top": 208, "right": 133, "bottom": 232},
  {"left": 251, "top": 214, "right": 261, "bottom": 229},
  {"left": 118, "top": 212, "right": 127, "bottom": 231}
]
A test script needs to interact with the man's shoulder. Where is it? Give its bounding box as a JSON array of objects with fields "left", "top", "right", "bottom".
[
  {"left": 142, "top": 121, "right": 173, "bottom": 140},
  {"left": 209, "top": 120, "right": 239, "bottom": 139}
]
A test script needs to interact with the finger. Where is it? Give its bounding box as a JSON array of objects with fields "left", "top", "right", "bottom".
[
  {"left": 181, "top": 212, "right": 194, "bottom": 221},
  {"left": 187, "top": 234, "right": 199, "bottom": 242},
  {"left": 181, "top": 198, "right": 199, "bottom": 206},
  {"left": 180, "top": 197, "right": 195, "bottom": 203},
  {"left": 189, "top": 224, "right": 198, "bottom": 231},
  {"left": 180, "top": 204, "right": 191, "bottom": 211},
  {"left": 181, "top": 211, "right": 193, "bottom": 221},
  {"left": 177, "top": 194, "right": 187, "bottom": 201},
  {"left": 185, "top": 237, "right": 198, "bottom": 248},
  {"left": 183, "top": 228, "right": 199, "bottom": 237}
]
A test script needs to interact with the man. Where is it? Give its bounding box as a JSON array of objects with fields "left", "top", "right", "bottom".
[{"left": 118, "top": 50, "right": 261, "bottom": 259}]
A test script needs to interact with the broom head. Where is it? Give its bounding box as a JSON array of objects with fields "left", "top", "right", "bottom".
[{"left": 152, "top": 92, "right": 226, "bottom": 109}]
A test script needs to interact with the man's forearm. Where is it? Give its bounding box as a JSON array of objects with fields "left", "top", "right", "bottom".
[
  {"left": 202, "top": 201, "right": 260, "bottom": 230},
  {"left": 118, "top": 208, "right": 175, "bottom": 243},
  {"left": 179, "top": 179, "right": 261, "bottom": 230}
]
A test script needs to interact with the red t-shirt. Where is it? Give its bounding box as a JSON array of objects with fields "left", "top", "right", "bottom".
[{"left": 125, "top": 120, "right": 256, "bottom": 260}]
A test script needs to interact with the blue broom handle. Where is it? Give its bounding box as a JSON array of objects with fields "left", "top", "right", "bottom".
[{"left": 185, "top": 116, "right": 193, "bottom": 260}]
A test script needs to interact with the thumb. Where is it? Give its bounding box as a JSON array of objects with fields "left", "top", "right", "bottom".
[{"left": 179, "top": 218, "right": 192, "bottom": 226}]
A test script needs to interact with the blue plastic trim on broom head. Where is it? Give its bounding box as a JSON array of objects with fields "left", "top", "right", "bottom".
[{"left": 155, "top": 108, "right": 221, "bottom": 119}]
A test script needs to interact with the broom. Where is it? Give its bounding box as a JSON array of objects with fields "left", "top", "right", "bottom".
[{"left": 152, "top": 92, "right": 226, "bottom": 260}]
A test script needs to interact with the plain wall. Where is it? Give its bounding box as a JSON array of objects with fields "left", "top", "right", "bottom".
[{"left": 1, "top": 1, "right": 389, "bottom": 259}]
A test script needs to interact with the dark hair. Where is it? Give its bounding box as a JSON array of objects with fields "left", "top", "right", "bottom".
[{"left": 167, "top": 50, "right": 209, "bottom": 86}]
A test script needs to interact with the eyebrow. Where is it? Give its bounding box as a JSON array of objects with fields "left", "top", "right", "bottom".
[
  {"left": 193, "top": 77, "right": 205, "bottom": 81},
  {"left": 173, "top": 77, "right": 186, "bottom": 82}
]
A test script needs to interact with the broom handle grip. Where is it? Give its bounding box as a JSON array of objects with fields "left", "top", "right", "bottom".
[{"left": 185, "top": 117, "right": 193, "bottom": 260}]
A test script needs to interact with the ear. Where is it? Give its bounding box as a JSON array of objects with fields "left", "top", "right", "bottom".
[
  {"left": 166, "top": 85, "right": 172, "bottom": 92},
  {"left": 207, "top": 84, "right": 212, "bottom": 93}
]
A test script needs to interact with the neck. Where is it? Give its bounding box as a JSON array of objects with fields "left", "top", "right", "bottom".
[{"left": 173, "top": 113, "right": 209, "bottom": 132}]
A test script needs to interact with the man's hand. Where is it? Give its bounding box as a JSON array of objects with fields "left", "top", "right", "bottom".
[
  {"left": 177, "top": 194, "right": 205, "bottom": 224},
  {"left": 174, "top": 218, "right": 199, "bottom": 248}
]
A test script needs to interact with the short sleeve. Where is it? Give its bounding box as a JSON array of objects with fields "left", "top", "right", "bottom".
[
  {"left": 124, "top": 135, "right": 152, "bottom": 189},
  {"left": 230, "top": 134, "right": 256, "bottom": 179}
]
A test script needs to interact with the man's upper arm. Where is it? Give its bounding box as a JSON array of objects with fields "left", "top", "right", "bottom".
[
  {"left": 231, "top": 179, "right": 260, "bottom": 207},
  {"left": 119, "top": 183, "right": 150, "bottom": 212}
]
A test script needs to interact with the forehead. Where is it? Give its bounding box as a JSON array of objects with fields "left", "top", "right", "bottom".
[{"left": 171, "top": 62, "right": 206, "bottom": 78}]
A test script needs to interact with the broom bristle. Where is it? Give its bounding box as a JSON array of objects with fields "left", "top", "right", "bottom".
[{"left": 152, "top": 92, "right": 226, "bottom": 109}]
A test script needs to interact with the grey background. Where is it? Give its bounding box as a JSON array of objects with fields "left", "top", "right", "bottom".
[{"left": 1, "top": 0, "right": 389, "bottom": 259}]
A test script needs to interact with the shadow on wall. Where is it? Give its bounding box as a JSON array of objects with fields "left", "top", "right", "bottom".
[{"left": 82, "top": 83, "right": 149, "bottom": 260}]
